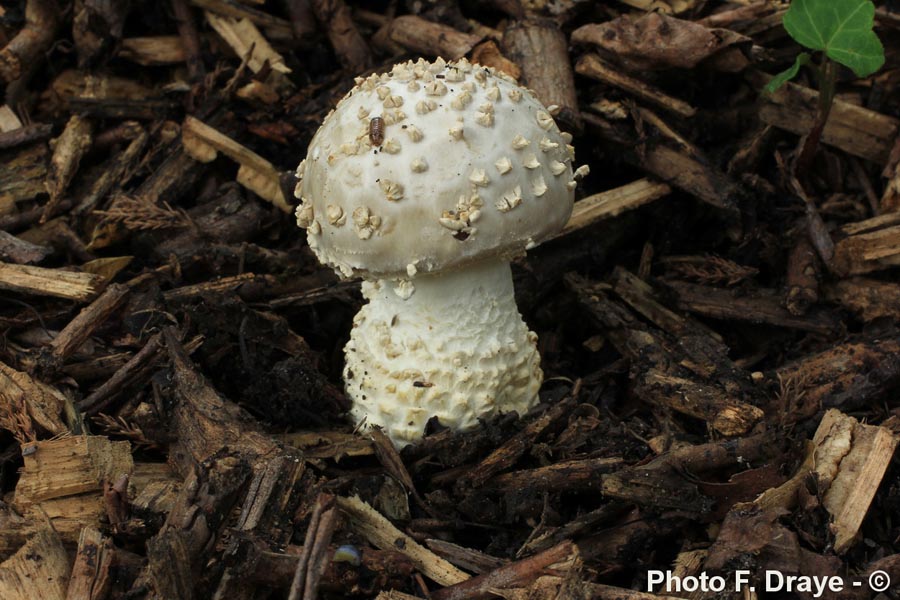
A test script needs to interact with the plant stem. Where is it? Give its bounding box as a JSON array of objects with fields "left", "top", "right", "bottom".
[{"left": 795, "top": 58, "right": 838, "bottom": 179}]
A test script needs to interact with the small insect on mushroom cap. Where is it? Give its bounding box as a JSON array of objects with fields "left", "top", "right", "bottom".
[
  {"left": 368, "top": 117, "right": 385, "bottom": 147},
  {"left": 294, "top": 57, "right": 583, "bottom": 280}
]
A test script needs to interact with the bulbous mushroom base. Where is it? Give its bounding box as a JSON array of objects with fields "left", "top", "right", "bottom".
[{"left": 344, "top": 259, "right": 542, "bottom": 447}]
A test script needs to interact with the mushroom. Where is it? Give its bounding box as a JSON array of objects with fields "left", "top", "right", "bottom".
[{"left": 295, "top": 58, "right": 587, "bottom": 447}]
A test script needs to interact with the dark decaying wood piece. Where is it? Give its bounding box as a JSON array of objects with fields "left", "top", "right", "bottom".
[
  {"left": 0, "top": 123, "right": 54, "bottom": 151},
  {"left": 566, "top": 272, "right": 765, "bottom": 436},
  {"left": 0, "top": 231, "right": 51, "bottom": 264},
  {"left": 663, "top": 280, "right": 840, "bottom": 335},
  {"left": 582, "top": 112, "right": 742, "bottom": 218},
  {"left": 429, "top": 540, "right": 574, "bottom": 600},
  {"left": 136, "top": 453, "right": 252, "bottom": 600},
  {"left": 244, "top": 542, "right": 417, "bottom": 593},
  {"left": 78, "top": 333, "right": 164, "bottom": 415},
  {"left": 387, "top": 16, "right": 482, "bottom": 60},
  {"left": 772, "top": 336, "right": 900, "bottom": 423},
  {"left": 310, "top": 0, "right": 371, "bottom": 72},
  {"left": 503, "top": 18, "right": 581, "bottom": 132},
  {"left": 0, "top": 0, "right": 61, "bottom": 97},
  {"left": 171, "top": 0, "right": 206, "bottom": 80},
  {"left": 784, "top": 231, "right": 820, "bottom": 315}
]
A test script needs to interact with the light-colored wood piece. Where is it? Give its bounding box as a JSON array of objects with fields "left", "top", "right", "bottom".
[
  {"left": 81, "top": 256, "right": 134, "bottom": 281},
  {"left": 824, "top": 277, "right": 900, "bottom": 322},
  {"left": 0, "top": 467, "right": 175, "bottom": 557},
  {"left": 0, "top": 105, "right": 23, "bottom": 132},
  {"left": 236, "top": 80, "right": 280, "bottom": 104},
  {"left": 14, "top": 436, "right": 134, "bottom": 506},
  {"left": 132, "top": 461, "right": 180, "bottom": 491},
  {"left": 51, "top": 69, "right": 155, "bottom": 102},
  {"left": 65, "top": 527, "right": 113, "bottom": 600},
  {"left": 671, "top": 549, "right": 709, "bottom": 600},
  {"left": 48, "top": 283, "right": 130, "bottom": 362},
  {"left": 236, "top": 164, "right": 286, "bottom": 209},
  {"left": 337, "top": 495, "right": 470, "bottom": 587},
  {"left": 751, "top": 441, "right": 816, "bottom": 513},
  {"left": 0, "top": 527, "right": 70, "bottom": 600},
  {"left": 182, "top": 116, "right": 291, "bottom": 212},
  {"left": 755, "top": 73, "right": 899, "bottom": 164},
  {"left": 838, "top": 211, "right": 900, "bottom": 236},
  {"left": 0, "top": 261, "right": 102, "bottom": 301},
  {"left": 742, "top": 410, "right": 897, "bottom": 554},
  {"left": 833, "top": 217, "right": 900, "bottom": 276},
  {"left": 46, "top": 114, "right": 93, "bottom": 204},
  {"left": 636, "top": 106, "right": 703, "bottom": 156},
  {"left": 119, "top": 36, "right": 187, "bottom": 65},
  {"left": 190, "top": 0, "right": 292, "bottom": 36},
  {"left": 25, "top": 495, "right": 106, "bottom": 547},
  {"left": 205, "top": 12, "right": 290, "bottom": 75},
  {"left": 812, "top": 409, "right": 899, "bottom": 553},
  {"left": 0, "top": 361, "right": 67, "bottom": 437},
  {"left": 557, "top": 178, "right": 672, "bottom": 238}
]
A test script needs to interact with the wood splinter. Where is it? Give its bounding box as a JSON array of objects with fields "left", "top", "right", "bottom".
[
  {"left": 337, "top": 495, "right": 470, "bottom": 588},
  {"left": 181, "top": 116, "right": 291, "bottom": 212},
  {"left": 0, "top": 262, "right": 103, "bottom": 302},
  {"left": 288, "top": 493, "right": 337, "bottom": 600},
  {"left": 205, "top": 11, "right": 292, "bottom": 78},
  {"left": 66, "top": 527, "right": 114, "bottom": 600},
  {"left": 555, "top": 178, "right": 672, "bottom": 239},
  {"left": 43, "top": 114, "right": 94, "bottom": 223}
]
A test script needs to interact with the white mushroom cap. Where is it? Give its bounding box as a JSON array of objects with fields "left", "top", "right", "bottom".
[{"left": 295, "top": 57, "right": 577, "bottom": 279}]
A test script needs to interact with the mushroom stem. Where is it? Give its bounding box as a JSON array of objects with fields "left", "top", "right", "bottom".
[{"left": 344, "top": 258, "right": 543, "bottom": 447}]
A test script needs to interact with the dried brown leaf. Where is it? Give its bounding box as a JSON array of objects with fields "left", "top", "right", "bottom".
[{"left": 572, "top": 13, "right": 750, "bottom": 71}]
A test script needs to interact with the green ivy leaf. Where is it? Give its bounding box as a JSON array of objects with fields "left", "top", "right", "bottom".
[
  {"left": 765, "top": 52, "right": 811, "bottom": 93},
  {"left": 782, "top": 0, "right": 885, "bottom": 77}
]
